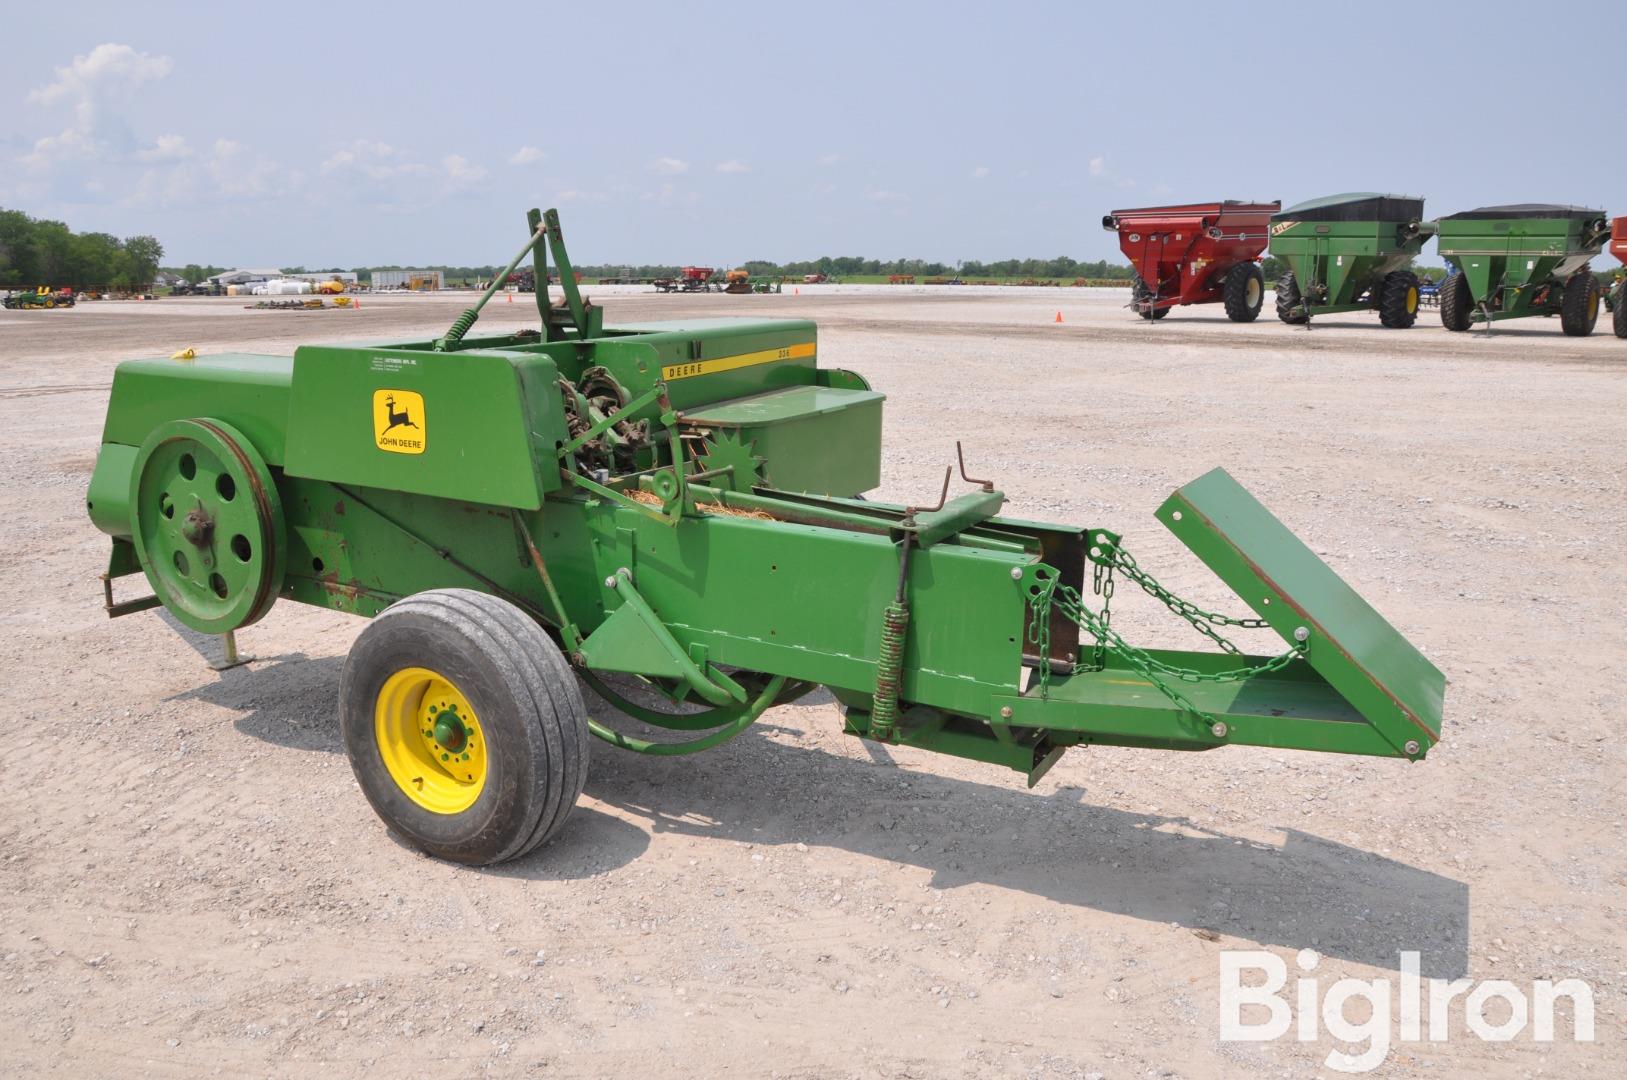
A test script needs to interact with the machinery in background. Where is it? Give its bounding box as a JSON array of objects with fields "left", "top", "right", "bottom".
[
  {"left": 1102, "top": 201, "right": 1280, "bottom": 321},
  {"left": 3, "top": 286, "right": 75, "bottom": 309},
  {"left": 654, "top": 266, "right": 719, "bottom": 293},
  {"left": 1605, "top": 216, "right": 1625, "bottom": 339},
  {"left": 1435, "top": 205, "right": 1609, "bottom": 336},
  {"left": 1268, "top": 194, "right": 1436, "bottom": 328}
]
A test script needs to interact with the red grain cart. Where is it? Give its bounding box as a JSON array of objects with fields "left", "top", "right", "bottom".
[
  {"left": 1610, "top": 217, "right": 1626, "bottom": 339},
  {"left": 1101, "top": 200, "right": 1280, "bottom": 321}
]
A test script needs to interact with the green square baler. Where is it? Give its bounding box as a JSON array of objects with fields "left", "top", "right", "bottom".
[
  {"left": 1436, "top": 204, "right": 1610, "bottom": 335},
  {"left": 1268, "top": 193, "right": 1436, "bottom": 327},
  {"left": 85, "top": 209, "right": 1448, "bottom": 866}
]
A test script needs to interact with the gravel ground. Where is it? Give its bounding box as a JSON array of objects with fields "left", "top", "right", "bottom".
[{"left": 1, "top": 287, "right": 1622, "bottom": 1077}]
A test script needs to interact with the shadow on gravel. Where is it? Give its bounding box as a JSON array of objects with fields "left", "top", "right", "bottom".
[
  {"left": 583, "top": 697, "right": 1470, "bottom": 979},
  {"left": 182, "top": 653, "right": 1468, "bottom": 978}
]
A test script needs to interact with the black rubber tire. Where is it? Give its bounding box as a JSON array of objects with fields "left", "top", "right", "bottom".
[
  {"left": 340, "top": 588, "right": 590, "bottom": 865},
  {"left": 1274, "top": 272, "right": 1307, "bottom": 324},
  {"left": 1222, "top": 262, "right": 1265, "bottom": 322},
  {"left": 1131, "top": 275, "right": 1168, "bottom": 320},
  {"left": 1440, "top": 273, "right": 1473, "bottom": 332},
  {"left": 1559, "top": 272, "right": 1600, "bottom": 337},
  {"left": 1378, "top": 270, "right": 1421, "bottom": 329},
  {"left": 1614, "top": 282, "right": 1627, "bottom": 339}
]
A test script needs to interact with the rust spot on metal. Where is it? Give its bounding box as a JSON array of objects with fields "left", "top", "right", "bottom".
[{"left": 333, "top": 499, "right": 345, "bottom": 516}]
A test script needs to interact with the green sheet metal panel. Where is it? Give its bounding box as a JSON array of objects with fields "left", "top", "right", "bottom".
[
  {"left": 100, "top": 354, "right": 293, "bottom": 462},
  {"left": 283, "top": 345, "right": 565, "bottom": 510},
  {"left": 680, "top": 385, "right": 885, "bottom": 495},
  {"left": 1155, "top": 468, "right": 1444, "bottom": 757}
]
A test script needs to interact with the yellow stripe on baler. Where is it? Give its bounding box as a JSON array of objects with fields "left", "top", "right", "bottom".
[{"left": 661, "top": 341, "right": 815, "bottom": 381}]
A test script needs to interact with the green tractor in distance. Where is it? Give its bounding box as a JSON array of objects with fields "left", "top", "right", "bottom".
[
  {"left": 1269, "top": 194, "right": 1436, "bottom": 328},
  {"left": 1436, "top": 205, "right": 1610, "bottom": 336}
]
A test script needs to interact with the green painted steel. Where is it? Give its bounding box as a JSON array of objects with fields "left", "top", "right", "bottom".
[
  {"left": 1156, "top": 468, "right": 1444, "bottom": 757},
  {"left": 1436, "top": 205, "right": 1609, "bottom": 327},
  {"left": 682, "top": 386, "right": 883, "bottom": 496},
  {"left": 87, "top": 206, "right": 1449, "bottom": 797},
  {"left": 1268, "top": 193, "right": 1436, "bottom": 322}
]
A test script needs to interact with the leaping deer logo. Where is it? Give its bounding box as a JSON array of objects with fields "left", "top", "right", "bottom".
[{"left": 380, "top": 393, "right": 419, "bottom": 436}]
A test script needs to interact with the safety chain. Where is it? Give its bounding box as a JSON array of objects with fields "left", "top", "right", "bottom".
[
  {"left": 1025, "top": 558, "right": 1305, "bottom": 729},
  {"left": 1105, "top": 546, "right": 1269, "bottom": 656}
]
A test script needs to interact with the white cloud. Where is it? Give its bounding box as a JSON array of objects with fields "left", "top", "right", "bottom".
[
  {"left": 971, "top": 165, "right": 990, "bottom": 179},
  {"left": 509, "top": 146, "right": 543, "bottom": 165},
  {"left": 650, "top": 156, "right": 689, "bottom": 175},
  {"left": 867, "top": 189, "right": 907, "bottom": 202},
  {"left": 22, "top": 44, "right": 173, "bottom": 169},
  {"left": 1088, "top": 156, "right": 1105, "bottom": 177},
  {"left": 28, "top": 43, "right": 172, "bottom": 111},
  {"left": 320, "top": 140, "right": 426, "bottom": 181},
  {"left": 442, "top": 154, "right": 488, "bottom": 186},
  {"left": 817, "top": 153, "right": 841, "bottom": 167},
  {"left": 138, "top": 134, "right": 192, "bottom": 162},
  {"left": 715, "top": 159, "right": 749, "bottom": 174}
]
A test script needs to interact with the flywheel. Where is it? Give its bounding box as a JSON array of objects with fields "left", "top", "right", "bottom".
[{"left": 130, "top": 418, "right": 286, "bottom": 634}]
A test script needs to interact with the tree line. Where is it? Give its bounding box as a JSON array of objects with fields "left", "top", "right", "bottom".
[{"left": 0, "top": 208, "right": 163, "bottom": 290}]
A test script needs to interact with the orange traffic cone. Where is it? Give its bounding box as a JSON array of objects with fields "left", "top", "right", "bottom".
[
  {"left": 794, "top": 287, "right": 800, "bottom": 295},
  {"left": 507, "top": 292, "right": 512, "bottom": 303},
  {"left": 354, "top": 298, "right": 360, "bottom": 310},
  {"left": 1054, "top": 311, "right": 1063, "bottom": 323}
]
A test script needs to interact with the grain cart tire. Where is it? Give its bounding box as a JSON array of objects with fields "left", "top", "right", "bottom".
[
  {"left": 1614, "top": 283, "right": 1627, "bottom": 339},
  {"left": 1222, "top": 263, "right": 1265, "bottom": 322},
  {"left": 1379, "top": 271, "right": 1421, "bottom": 329},
  {"left": 1131, "top": 275, "right": 1168, "bottom": 319},
  {"left": 1440, "top": 274, "right": 1473, "bottom": 331},
  {"left": 1275, "top": 272, "right": 1308, "bottom": 324},
  {"left": 340, "top": 589, "right": 590, "bottom": 866},
  {"left": 130, "top": 418, "right": 286, "bottom": 634},
  {"left": 1560, "top": 273, "right": 1600, "bottom": 337}
]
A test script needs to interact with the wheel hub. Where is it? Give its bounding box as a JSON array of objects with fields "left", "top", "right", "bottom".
[
  {"left": 181, "top": 506, "right": 214, "bottom": 546},
  {"left": 431, "top": 705, "right": 469, "bottom": 754},
  {"left": 130, "top": 419, "right": 285, "bottom": 635},
  {"left": 375, "top": 667, "right": 488, "bottom": 814}
]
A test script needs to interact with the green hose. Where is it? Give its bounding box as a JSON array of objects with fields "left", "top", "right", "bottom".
[{"left": 586, "top": 675, "right": 788, "bottom": 756}]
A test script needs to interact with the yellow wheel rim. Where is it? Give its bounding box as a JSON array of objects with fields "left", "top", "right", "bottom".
[
  {"left": 1588, "top": 293, "right": 1600, "bottom": 320},
  {"left": 374, "top": 666, "right": 487, "bottom": 814},
  {"left": 1406, "top": 286, "right": 1419, "bottom": 314}
]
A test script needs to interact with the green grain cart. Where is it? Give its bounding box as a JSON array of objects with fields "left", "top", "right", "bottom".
[
  {"left": 1269, "top": 194, "right": 1436, "bottom": 327},
  {"left": 1436, "top": 204, "right": 1609, "bottom": 335},
  {"left": 85, "top": 208, "right": 1447, "bottom": 867}
]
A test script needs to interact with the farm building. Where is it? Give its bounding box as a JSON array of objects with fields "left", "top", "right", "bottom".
[
  {"left": 371, "top": 270, "right": 444, "bottom": 290},
  {"left": 208, "top": 268, "right": 282, "bottom": 287}
]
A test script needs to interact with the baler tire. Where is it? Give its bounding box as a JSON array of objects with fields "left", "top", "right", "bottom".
[
  {"left": 1275, "top": 273, "right": 1307, "bottom": 324},
  {"left": 1378, "top": 270, "right": 1421, "bottom": 329},
  {"left": 1614, "top": 283, "right": 1627, "bottom": 339},
  {"left": 341, "top": 588, "right": 590, "bottom": 866},
  {"left": 1131, "top": 275, "right": 1168, "bottom": 320},
  {"left": 1440, "top": 274, "right": 1473, "bottom": 331},
  {"left": 1559, "top": 273, "right": 1600, "bottom": 337},
  {"left": 1222, "top": 263, "right": 1265, "bottom": 322}
]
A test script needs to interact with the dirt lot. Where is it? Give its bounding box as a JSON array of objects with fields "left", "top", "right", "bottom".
[{"left": 2, "top": 287, "right": 1623, "bottom": 1077}]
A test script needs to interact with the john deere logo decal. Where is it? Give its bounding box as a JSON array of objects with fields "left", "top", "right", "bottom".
[{"left": 374, "top": 389, "right": 425, "bottom": 454}]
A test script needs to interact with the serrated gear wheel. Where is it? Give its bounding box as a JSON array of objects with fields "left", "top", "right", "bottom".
[{"left": 696, "top": 431, "right": 766, "bottom": 493}]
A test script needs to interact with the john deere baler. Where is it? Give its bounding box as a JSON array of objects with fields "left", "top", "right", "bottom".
[{"left": 87, "top": 209, "right": 1447, "bottom": 866}]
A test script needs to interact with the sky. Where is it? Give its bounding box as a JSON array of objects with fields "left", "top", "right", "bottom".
[{"left": 1, "top": 1, "right": 1620, "bottom": 269}]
